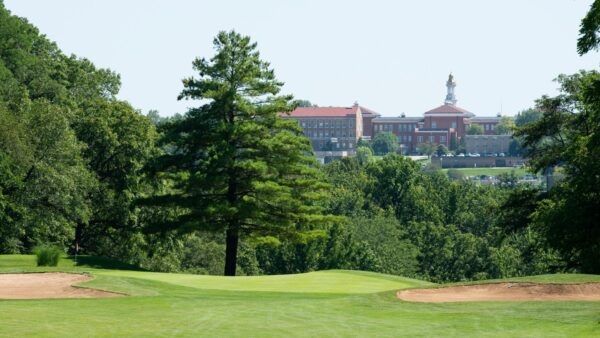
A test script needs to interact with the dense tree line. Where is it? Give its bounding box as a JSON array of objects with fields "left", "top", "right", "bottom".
[
  {"left": 0, "top": 2, "right": 598, "bottom": 280},
  {"left": 0, "top": 4, "right": 156, "bottom": 260}
]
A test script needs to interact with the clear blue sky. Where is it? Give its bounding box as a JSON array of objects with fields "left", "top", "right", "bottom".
[{"left": 5, "top": 0, "right": 599, "bottom": 117}]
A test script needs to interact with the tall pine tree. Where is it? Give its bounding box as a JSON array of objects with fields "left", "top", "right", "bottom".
[{"left": 147, "top": 31, "right": 335, "bottom": 275}]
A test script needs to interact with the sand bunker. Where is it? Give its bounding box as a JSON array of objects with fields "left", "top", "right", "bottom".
[
  {"left": 0, "top": 272, "right": 124, "bottom": 299},
  {"left": 397, "top": 282, "right": 600, "bottom": 302}
]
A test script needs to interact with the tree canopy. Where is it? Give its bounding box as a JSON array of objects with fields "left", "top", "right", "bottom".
[
  {"left": 467, "top": 124, "right": 484, "bottom": 135},
  {"left": 144, "top": 31, "right": 337, "bottom": 275},
  {"left": 0, "top": 3, "right": 156, "bottom": 256},
  {"left": 495, "top": 116, "right": 516, "bottom": 135},
  {"left": 515, "top": 70, "right": 600, "bottom": 272},
  {"left": 371, "top": 132, "right": 399, "bottom": 155},
  {"left": 577, "top": 0, "right": 600, "bottom": 55}
]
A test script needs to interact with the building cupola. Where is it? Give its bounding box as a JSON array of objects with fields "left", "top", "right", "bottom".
[{"left": 444, "top": 73, "right": 457, "bottom": 106}]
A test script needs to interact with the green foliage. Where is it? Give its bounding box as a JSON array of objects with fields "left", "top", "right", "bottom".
[
  {"left": 144, "top": 31, "right": 337, "bottom": 275},
  {"left": 436, "top": 144, "right": 448, "bottom": 157},
  {"left": 495, "top": 116, "right": 516, "bottom": 135},
  {"left": 318, "top": 154, "right": 558, "bottom": 282},
  {"left": 490, "top": 229, "right": 565, "bottom": 278},
  {"left": 0, "top": 1, "right": 585, "bottom": 282},
  {"left": 355, "top": 146, "right": 372, "bottom": 164},
  {"left": 356, "top": 137, "right": 371, "bottom": 149},
  {"left": 348, "top": 216, "right": 419, "bottom": 276},
  {"left": 466, "top": 124, "right": 484, "bottom": 135},
  {"left": 0, "top": 152, "right": 23, "bottom": 253},
  {"left": 449, "top": 134, "right": 458, "bottom": 151},
  {"left": 0, "top": 3, "right": 157, "bottom": 260},
  {"left": 577, "top": 0, "right": 600, "bottom": 55},
  {"left": 497, "top": 171, "right": 519, "bottom": 188},
  {"left": 416, "top": 143, "right": 436, "bottom": 156},
  {"left": 371, "top": 132, "right": 398, "bottom": 155},
  {"left": 516, "top": 70, "right": 600, "bottom": 272},
  {"left": 405, "top": 221, "right": 489, "bottom": 282},
  {"left": 446, "top": 169, "right": 465, "bottom": 181},
  {"left": 33, "top": 245, "right": 62, "bottom": 266},
  {"left": 508, "top": 138, "right": 522, "bottom": 156},
  {"left": 292, "top": 99, "right": 317, "bottom": 107},
  {"left": 515, "top": 108, "right": 543, "bottom": 127}
]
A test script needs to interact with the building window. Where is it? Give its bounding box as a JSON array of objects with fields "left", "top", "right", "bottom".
[
  {"left": 451, "top": 121, "right": 457, "bottom": 129},
  {"left": 432, "top": 121, "right": 437, "bottom": 129},
  {"left": 440, "top": 136, "right": 447, "bottom": 143},
  {"left": 408, "top": 135, "right": 412, "bottom": 142},
  {"left": 418, "top": 136, "right": 424, "bottom": 143},
  {"left": 429, "top": 136, "right": 435, "bottom": 143},
  {"left": 491, "top": 124, "right": 495, "bottom": 130}
]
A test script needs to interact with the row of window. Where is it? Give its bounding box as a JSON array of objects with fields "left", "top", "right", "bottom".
[
  {"left": 305, "top": 131, "right": 355, "bottom": 138},
  {"left": 374, "top": 123, "right": 417, "bottom": 132},
  {"left": 314, "top": 142, "right": 354, "bottom": 150},
  {"left": 300, "top": 120, "right": 355, "bottom": 128},
  {"left": 430, "top": 121, "right": 458, "bottom": 129},
  {"left": 415, "top": 135, "right": 447, "bottom": 144}
]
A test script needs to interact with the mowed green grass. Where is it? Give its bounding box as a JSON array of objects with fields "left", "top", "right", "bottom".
[
  {"left": 441, "top": 167, "right": 531, "bottom": 177},
  {"left": 1, "top": 255, "right": 600, "bottom": 337}
]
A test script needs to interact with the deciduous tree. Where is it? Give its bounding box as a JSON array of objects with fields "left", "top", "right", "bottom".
[{"left": 372, "top": 132, "right": 398, "bottom": 155}]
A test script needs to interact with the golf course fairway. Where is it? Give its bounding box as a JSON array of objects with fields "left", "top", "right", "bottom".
[{"left": 1, "top": 255, "right": 599, "bottom": 337}]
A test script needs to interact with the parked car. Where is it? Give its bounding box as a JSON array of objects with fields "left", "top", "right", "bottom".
[
  {"left": 457, "top": 153, "right": 465, "bottom": 157},
  {"left": 499, "top": 153, "right": 505, "bottom": 157}
]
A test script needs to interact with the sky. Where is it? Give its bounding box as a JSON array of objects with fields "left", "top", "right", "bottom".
[{"left": 4, "top": 0, "right": 599, "bottom": 117}]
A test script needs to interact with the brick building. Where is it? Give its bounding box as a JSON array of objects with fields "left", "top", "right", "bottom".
[
  {"left": 281, "top": 103, "right": 379, "bottom": 151},
  {"left": 283, "top": 74, "right": 504, "bottom": 154}
]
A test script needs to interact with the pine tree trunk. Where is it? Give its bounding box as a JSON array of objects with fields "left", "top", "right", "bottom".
[{"left": 224, "top": 227, "right": 239, "bottom": 276}]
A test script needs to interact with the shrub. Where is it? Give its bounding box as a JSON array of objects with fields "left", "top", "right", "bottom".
[
  {"left": 447, "top": 169, "right": 465, "bottom": 181},
  {"left": 34, "top": 245, "right": 63, "bottom": 266}
]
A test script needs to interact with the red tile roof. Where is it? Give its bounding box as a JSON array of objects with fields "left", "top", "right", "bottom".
[
  {"left": 425, "top": 104, "right": 471, "bottom": 114},
  {"left": 283, "top": 106, "right": 358, "bottom": 117}
]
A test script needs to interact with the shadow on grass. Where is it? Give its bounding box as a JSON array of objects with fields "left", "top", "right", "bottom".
[{"left": 67, "top": 255, "right": 145, "bottom": 271}]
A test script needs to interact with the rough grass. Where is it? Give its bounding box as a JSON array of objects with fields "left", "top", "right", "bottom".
[
  {"left": 1, "top": 255, "right": 599, "bottom": 337},
  {"left": 33, "top": 245, "right": 62, "bottom": 266}
]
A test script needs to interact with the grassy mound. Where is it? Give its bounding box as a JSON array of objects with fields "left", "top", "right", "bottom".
[{"left": 98, "top": 269, "right": 432, "bottom": 294}]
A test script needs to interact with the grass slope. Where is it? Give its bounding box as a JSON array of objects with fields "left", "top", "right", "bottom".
[{"left": 1, "top": 255, "right": 599, "bottom": 337}]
